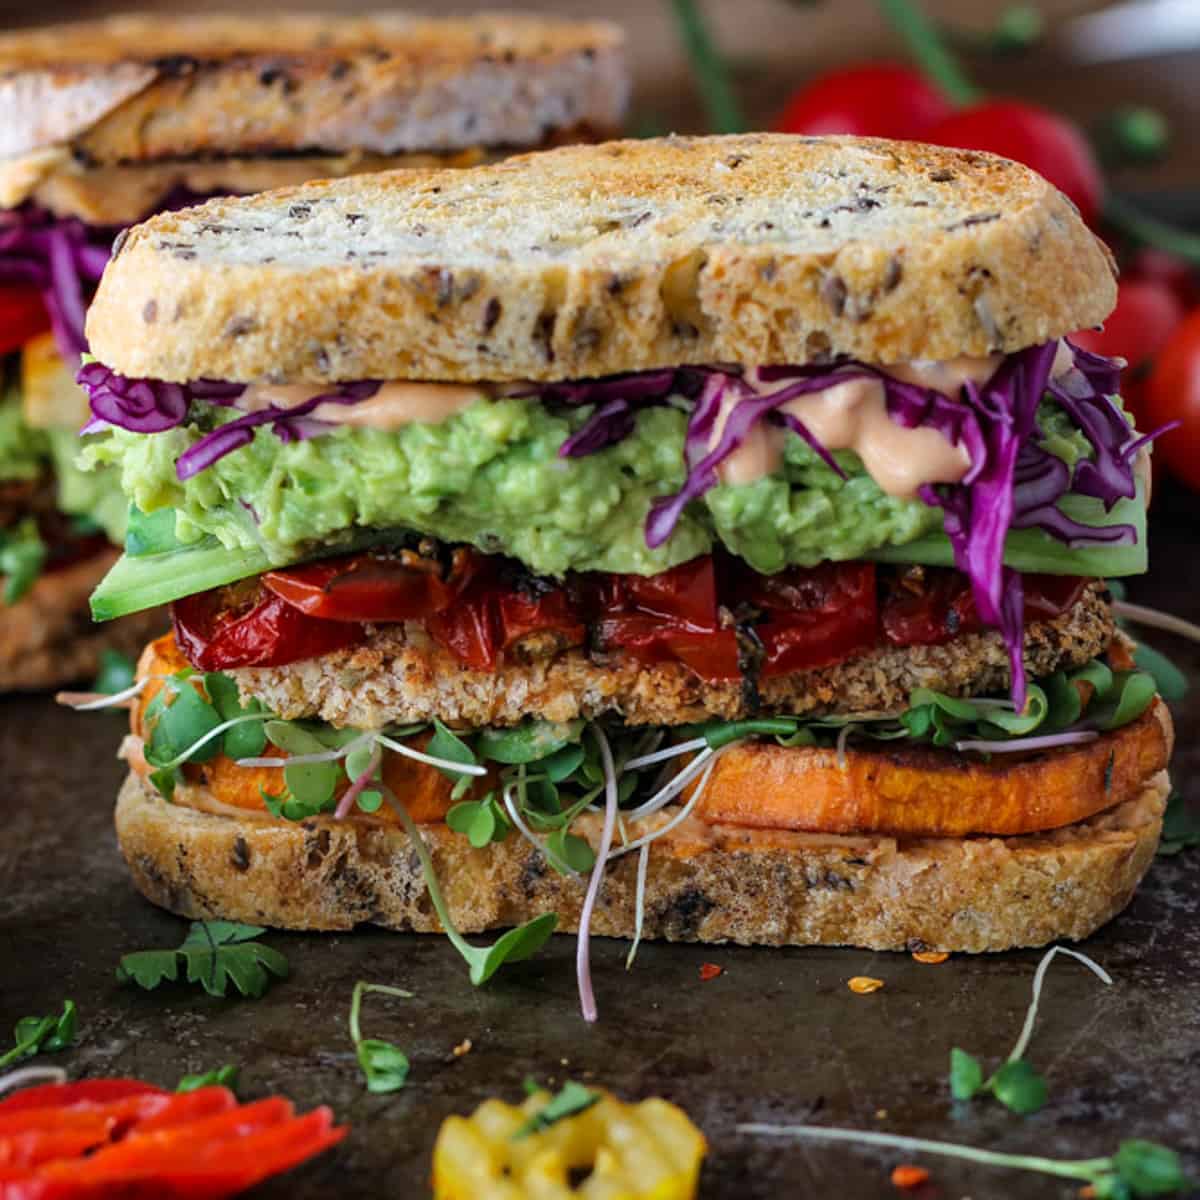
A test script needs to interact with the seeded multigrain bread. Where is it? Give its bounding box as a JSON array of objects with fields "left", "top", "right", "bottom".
[
  {"left": 0, "top": 13, "right": 628, "bottom": 162},
  {"left": 113, "top": 767, "right": 1170, "bottom": 953},
  {"left": 85, "top": 134, "right": 1117, "bottom": 384}
]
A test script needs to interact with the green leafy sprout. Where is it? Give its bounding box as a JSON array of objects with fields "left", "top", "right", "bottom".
[
  {"left": 0, "top": 1000, "right": 77, "bottom": 1069},
  {"left": 1158, "top": 793, "right": 1200, "bottom": 857},
  {"left": 177, "top": 1064, "right": 239, "bottom": 1093},
  {"left": 92, "top": 648, "right": 137, "bottom": 696},
  {"left": 512, "top": 1078, "right": 601, "bottom": 1141},
  {"left": 735, "top": 1125, "right": 1188, "bottom": 1198},
  {"left": 950, "top": 946, "right": 1112, "bottom": 1115},
  {"left": 117, "top": 921, "right": 288, "bottom": 999},
  {"left": 348, "top": 981, "right": 414, "bottom": 1094}
]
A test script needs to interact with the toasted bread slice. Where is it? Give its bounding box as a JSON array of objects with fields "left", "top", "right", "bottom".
[
  {"left": 86, "top": 134, "right": 1117, "bottom": 384},
  {"left": 113, "top": 765, "right": 1169, "bottom": 952},
  {"left": 0, "top": 13, "right": 627, "bottom": 163}
]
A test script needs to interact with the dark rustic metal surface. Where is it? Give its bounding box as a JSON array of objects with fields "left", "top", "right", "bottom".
[{"left": 3, "top": 487, "right": 1200, "bottom": 1199}]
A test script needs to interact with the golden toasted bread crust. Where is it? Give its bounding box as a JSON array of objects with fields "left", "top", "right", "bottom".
[
  {"left": 114, "top": 765, "right": 1169, "bottom": 952},
  {"left": 0, "top": 550, "right": 166, "bottom": 691},
  {"left": 86, "top": 134, "right": 1117, "bottom": 383},
  {"left": 0, "top": 14, "right": 628, "bottom": 162}
]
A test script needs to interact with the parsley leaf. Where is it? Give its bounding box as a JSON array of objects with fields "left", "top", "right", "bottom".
[
  {"left": 348, "top": 981, "right": 413, "bottom": 1094},
  {"left": 117, "top": 920, "right": 288, "bottom": 999},
  {"left": 0, "top": 1000, "right": 78, "bottom": 1069},
  {"left": 512, "top": 1080, "right": 600, "bottom": 1140},
  {"left": 177, "top": 1064, "right": 239, "bottom": 1093}
]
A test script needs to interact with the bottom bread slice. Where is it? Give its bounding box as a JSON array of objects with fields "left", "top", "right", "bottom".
[
  {"left": 0, "top": 550, "right": 167, "bottom": 691},
  {"left": 115, "top": 767, "right": 1169, "bottom": 953}
]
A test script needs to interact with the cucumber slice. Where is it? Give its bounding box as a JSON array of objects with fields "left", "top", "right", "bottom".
[
  {"left": 91, "top": 540, "right": 275, "bottom": 620},
  {"left": 867, "top": 489, "right": 1147, "bottom": 577}
]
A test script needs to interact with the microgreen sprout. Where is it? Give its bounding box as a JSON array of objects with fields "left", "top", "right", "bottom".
[
  {"left": 625, "top": 843, "right": 651, "bottom": 971},
  {"left": 348, "top": 981, "right": 414, "bottom": 1094},
  {"left": 576, "top": 726, "right": 619, "bottom": 1023},
  {"left": 736, "top": 1125, "right": 1188, "bottom": 1198},
  {"left": 382, "top": 787, "right": 557, "bottom": 985},
  {"left": 0, "top": 1000, "right": 78, "bottom": 1069},
  {"left": 512, "top": 1079, "right": 601, "bottom": 1140},
  {"left": 950, "top": 946, "right": 1111, "bottom": 1114},
  {"left": 0, "top": 1066, "right": 68, "bottom": 1097},
  {"left": 1158, "top": 792, "right": 1200, "bottom": 857},
  {"left": 177, "top": 1064, "right": 239, "bottom": 1093}
]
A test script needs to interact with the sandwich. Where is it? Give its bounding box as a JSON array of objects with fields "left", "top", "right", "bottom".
[
  {"left": 0, "top": 12, "right": 627, "bottom": 689},
  {"left": 74, "top": 134, "right": 1173, "bottom": 1017}
]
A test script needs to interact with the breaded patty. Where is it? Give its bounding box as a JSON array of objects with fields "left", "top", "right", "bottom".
[{"left": 227, "top": 584, "right": 1115, "bottom": 730}]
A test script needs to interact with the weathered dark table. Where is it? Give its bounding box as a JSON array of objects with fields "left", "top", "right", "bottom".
[{"left": 3, "top": 486, "right": 1199, "bottom": 1199}]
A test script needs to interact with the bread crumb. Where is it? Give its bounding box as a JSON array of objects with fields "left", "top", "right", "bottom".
[
  {"left": 451, "top": 1038, "right": 472, "bottom": 1058},
  {"left": 849, "top": 976, "right": 884, "bottom": 994}
]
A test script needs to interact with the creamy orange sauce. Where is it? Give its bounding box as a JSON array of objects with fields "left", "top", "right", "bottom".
[{"left": 238, "top": 381, "right": 487, "bottom": 430}]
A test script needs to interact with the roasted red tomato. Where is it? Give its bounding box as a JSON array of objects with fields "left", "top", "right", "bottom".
[
  {"left": 594, "top": 613, "right": 742, "bottom": 681},
  {"left": 173, "top": 586, "right": 365, "bottom": 671},
  {"left": 261, "top": 548, "right": 468, "bottom": 623},
  {"left": 774, "top": 63, "right": 952, "bottom": 141},
  {"left": 0, "top": 284, "right": 49, "bottom": 356},
  {"left": 1143, "top": 309, "right": 1200, "bottom": 492},
  {"left": 881, "top": 569, "right": 1086, "bottom": 646}
]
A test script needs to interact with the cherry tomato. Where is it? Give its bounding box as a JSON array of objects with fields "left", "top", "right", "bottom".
[
  {"left": 261, "top": 549, "right": 465, "bottom": 622},
  {"left": 173, "top": 587, "right": 365, "bottom": 671},
  {"left": 620, "top": 556, "right": 719, "bottom": 628},
  {"left": 1071, "top": 278, "right": 1185, "bottom": 412},
  {"left": 1126, "top": 248, "right": 1200, "bottom": 310},
  {"left": 0, "top": 285, "right": 49, "bottom": 356},
  {"left": 924, "top": 101, "right": 1104, "bottom": 225},
  {"left": 775, "top": 63, "right": 952, "bottom": 141},
  {"left": 1143, "top": 310, "right": 1200, "bottom": 491}
]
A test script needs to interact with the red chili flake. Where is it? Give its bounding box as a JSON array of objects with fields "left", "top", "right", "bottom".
[
  {"left": 891, "top": 1164, "right": 930, "bottom": 1189},
  {"left": 698, "top": 963, "right": 724, "bottom": 981}
]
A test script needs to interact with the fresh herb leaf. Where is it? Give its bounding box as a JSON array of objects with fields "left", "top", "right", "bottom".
[
  {"left": 348, "top": 981, "right": 413, "bottom": 1094},
  {"left": 477, "top": 720, "right": 584, "bottom": 765},
  {"left": 205, "top": 672, "right": 267, "bottom": 758},
  {"left": 512, "top": 1080, "right": 601, "bottom": 1140},
  {"left": 1132, "top": 643, "right": 1189, "bottom": 703},
  {"left": 427, "top": 720, "right": 479, "bottom": 799},
  {"left": 145, "top": 679, "right": 223, "bottom": 767},
  {"left": 447, "top": 794, "right": 510, "bottom": 848},
  {"left": 0, "top": 1000, "right": 77, "bottom": 1069},
  {"left": 949, "top": 1047, "right": 984, "bottom": 1100},
  {"left": 1158, "top": 792, "right": 1200, "bottom": 856},
  {"left": 1113, "top": 1140, "right": 1187, "bottom": 1196},
  {"left": 357, "top": 790, "right": 384, "bottom": 814},
  {"left": 988, "top": 1059, "right": 1048, "bottom": 1115},
  {"left": 117, "top": 920, "right": 288, "bottom": 999},
  {"left": 544, "top": 829, "right": 596, "bottom": 875},
  {"left": 92, "top": 649, "right": 136, "bottom": 696},
  {"left": 177, "top": 1064, "right": 239, "bottom": 1093}
]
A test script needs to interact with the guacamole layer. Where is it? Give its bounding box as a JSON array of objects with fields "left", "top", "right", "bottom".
[{"left": 83, "top": 395, "right": 1100, "bottom": 578}]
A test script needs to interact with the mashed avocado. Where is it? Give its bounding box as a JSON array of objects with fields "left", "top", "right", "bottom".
[{"left": 82, "top": 395, "right": 981, "bottom": 576}]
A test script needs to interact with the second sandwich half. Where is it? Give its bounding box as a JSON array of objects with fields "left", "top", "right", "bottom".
[{"left": 75, "top": 135, "right": 1173, "bottom": 973}]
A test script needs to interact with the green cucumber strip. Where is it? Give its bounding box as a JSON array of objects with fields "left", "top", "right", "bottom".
[
  {"left": 868, "top": 490, "right": 1147, "bottom": 577},
  {"left": 91, "top": 527, "right": 401, "bottom": 621},
  {"left": 93, "top": 490, "right": 1147, "bottom": 621},
  {"left": 91, "top": 540, "right": 275, "bottom": 620}
]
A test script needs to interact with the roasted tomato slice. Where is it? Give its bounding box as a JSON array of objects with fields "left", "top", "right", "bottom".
[
  {"left": 173, "top": 584, "right": 365, "bottom": 671},
  {"left": 881, "top": 568, "right": 1086, "bottom": 647},
  {"left": 619, "top": 556, "right": 720, "bottom": 628},
  {"left": 0, "top": 285, "right": 49, "bottom": 356}
]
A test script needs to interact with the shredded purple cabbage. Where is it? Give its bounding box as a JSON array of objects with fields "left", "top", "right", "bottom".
[
  {"left": 78, "top": 363, "right": 245, "bottom": 436},
  {"left": 0, "top": 206, "right": 115, "bottom": 360},
  {"left": 174, "top": 382, "right": 382, "bottom": 481}
]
